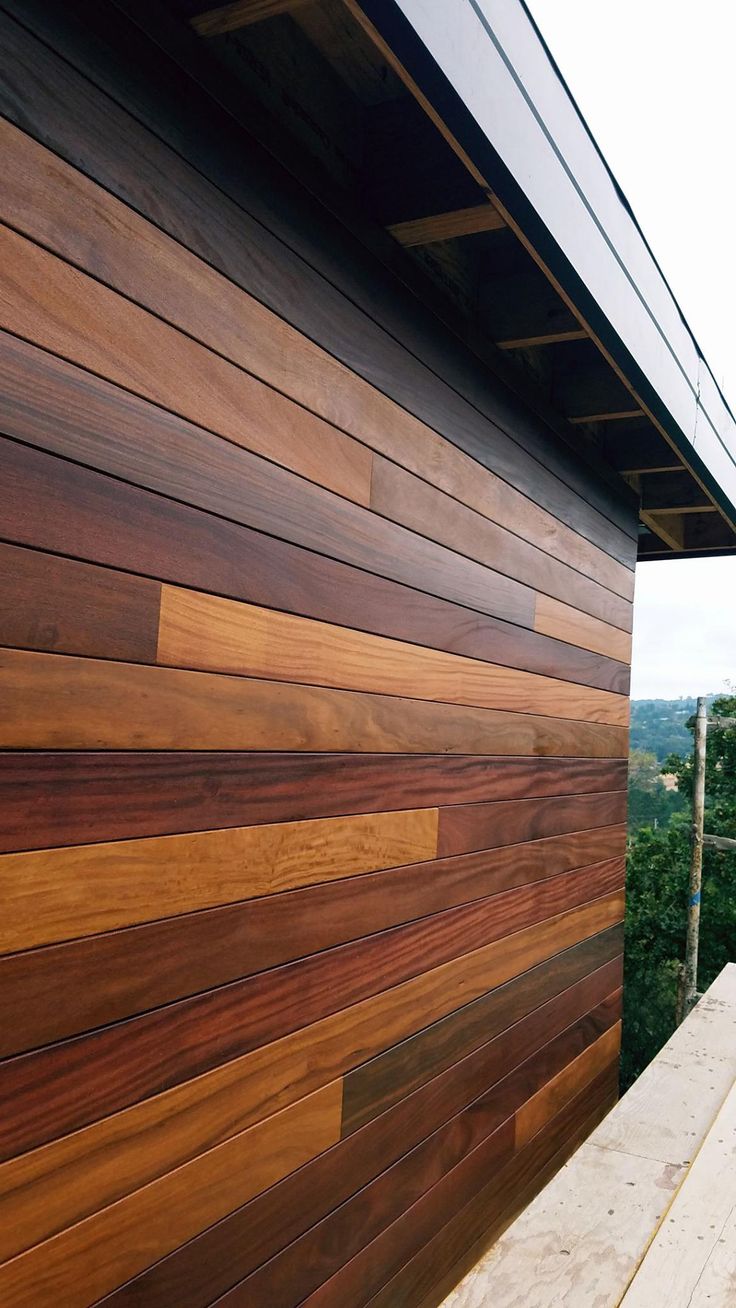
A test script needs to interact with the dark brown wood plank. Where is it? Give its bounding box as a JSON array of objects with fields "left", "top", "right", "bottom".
[
  {"left": 0, "top": 3, "right": 639, "bottom": 558},
  {"left": 98, "top": 947, "right": 621, "bottom": 1308},
  {"left": 0, "top": 435, "right": 629, "bottom": 692},
  {"left": 0, "top": 540, "right": 161, "bottom": 663},
  {"left": 0, "top": 321, "right": 534, "bottom": 631},
  {"left": 341, "top": 927, "right": 623, "bottom": 1135},
  {"left": 438, "top": 791, "right": 628, "bottom": 857},
  {"left": 0, "top": 752, "right": 627, "bottom": 854},
  {"left": 0, "top": 863, "right": 622, "bottom": 1162},
  {"left": 0, "top": 114, "right": 634, "bottom": 604}
]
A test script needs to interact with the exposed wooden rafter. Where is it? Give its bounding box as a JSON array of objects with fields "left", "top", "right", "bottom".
[
  {"left": 387, "top": 203, "right": 505, "bottom": 247},
  {"left": 191, "top": 0, "right": 307, "bottom": 37},
  {"left": 497, "top": 328, "right": 587, "bottom": 350},
  {"left": 568, "top": 409, "right": 645, "bottom": 425}
]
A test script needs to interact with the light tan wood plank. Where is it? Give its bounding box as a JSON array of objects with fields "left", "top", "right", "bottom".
[
  {"left": 0, "top": 648, "right": 629, "bottom": 756},
  {"left": 515, "top": 1023, "right": 621, "bottom": 1148},
  {"left": 0, "top": 120, "right": 634, "bottom": 599},
  {"left": 0, "top": 807, "right": 439, "bottom": 952},
  {"left": 0, "top": 895, "right": 623, "bottom": 1268},
  {"left": 387, "top": 204, "right": 505, "bottom": 246},
  {"left": 535, "top": 595, "right": 633, "bottom": 663},
  {"left": 0, "top": 1082, "right": 341, "bottom": 1308},
  {"left": 157, "top": 586, "right": 629, "bottom": 726}
]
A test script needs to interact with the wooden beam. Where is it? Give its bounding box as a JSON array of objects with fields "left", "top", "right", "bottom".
[
  {"left": 640, "top": 510, "right": 685, "bottom": 551},
  {"left": 191, "top": 0, "right": 308, "bottom": 37},
  {"left": 569, "top": 409, "right": 645, "bottom": 425},
  {"left": 387, "top": 204, "right": 505, "bottom": 247},
  {"left": 497, "top": 329, "right": 587, "bottom": 350}
]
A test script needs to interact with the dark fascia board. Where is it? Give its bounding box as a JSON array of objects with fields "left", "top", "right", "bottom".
[{"left": 357, "top": 0, "right": 736, "bottom": 533}]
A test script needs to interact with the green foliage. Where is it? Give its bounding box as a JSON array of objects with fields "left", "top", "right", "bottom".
[
  {"left": 621, "top": 694, "right": 736, "bottom": 1090},
  {"left": 627, "top": 747, "right": 685, "bottom": 834},
  {"left": 629, "top": 696, "right": 717, "bottom": 763}
]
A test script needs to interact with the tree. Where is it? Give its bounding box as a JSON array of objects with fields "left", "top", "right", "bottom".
[
  {"left": 627, "top": 747, "right": 685, "bottom": 834},
  {"left": 621, "top": 694, "right": 736, "bottom": 1089}
]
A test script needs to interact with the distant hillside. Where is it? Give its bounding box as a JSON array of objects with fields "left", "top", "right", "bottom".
[{"left": 629, "top": 695, "right": 718, "bottom": 763}]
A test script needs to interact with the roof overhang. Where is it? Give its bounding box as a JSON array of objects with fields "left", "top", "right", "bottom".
[{"left": 345, "top": 0, "right": 736, "bottom": 557}]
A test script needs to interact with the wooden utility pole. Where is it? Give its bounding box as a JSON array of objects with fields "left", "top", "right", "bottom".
[{"left": 678, "top": 697, "right": 707, "bottom": 1023}]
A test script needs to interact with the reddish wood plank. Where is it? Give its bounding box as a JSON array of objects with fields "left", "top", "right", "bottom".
[
  {"left": 197, "top": 996, "right": 620, "bottom": 1308},
  {"left": 0, "top": 541, "right": 160, "bottom": 662},
  {"left": 438, "top": 791, "right": 628, "bottom": 857},
  {"left": 0, "top": 863, "right": 622, "bottom": 1164},
  {"left": 0, "top": 833, "right": 625, "bottom": 1056},
  {"left": 99, "top": 951, "right": 622, "bottom": 1308},
  {"left": 0, "top": 315, "right": 534, "bottom": 630},
  {"left": 0, "top": 751, "right": 627, "bottom": 854},
  {"left": 0, "top": 434, "right": 629, "bottom": 692}
]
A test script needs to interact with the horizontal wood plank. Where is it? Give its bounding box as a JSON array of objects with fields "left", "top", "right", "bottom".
[
  {"left": 0, "top": 835, "right": 625, "bottom": 1056},
  {"left": 0, "top": 1082, "right": 342, "bottom": 1308},
  {"left": 235, "top": 999, "right": 620, "bottom": 1308},
  {"left": 535, "top": 593, "right": 633, "bottom": 663},
  {"left": 0, "top": 117, "right": 634, "bottom": 600},
  {"left": 369, "top": 457, "right": 632, "bottom": 631},
  {"left": 0, "top": 12, "right": 639, "bottom": 562},
  {"left": 0, "top": 433, "right": 630, "bottom": 692},
  {"left": 0, "top": 223, "right": 373, "bottom": 507},
  {"left": 0, "top": 648, "right": 629, "bottom": 755},
  {"left": 157, "top": 586, "right": 629, "bottom": 724},
  {"left": 341, "top": 932, "right": 623, "bottom": 1136},
  {"left": 99, "top": 948, "right": 623, "bottom": 1308},
  {"left": 0, "top": 750, "right": 626, "bottom": 855},
  {"left": 0, "top": 863, "right": 623, "bottom": 1173},
  {"left": 437, "top": 792, "right": 628, "bottom": 857},
  {"left": 0, "top": 804, "right": 439, "bottom": 953},
  {"left": 0, "top": 896, "right": 623, "bottom": 1253}
]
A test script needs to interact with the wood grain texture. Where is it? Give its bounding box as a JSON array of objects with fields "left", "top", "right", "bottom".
[
  {"left": 0, "top": 224, "right": 372, "bottom": 508},
  {"left": 0, "top": 648, "right": 629, "bottom": 755},
  {"left": 369, "top": 457, "right": 632, "bottom": 630},
  {"left": 0, "top": 751, "right": 627, "bottom": 854},
  {"left": 0, "top": 896, "right": 623, "bottom": 1247},
  {"left": 0, "top": 541, "right": 160, "bottom": 663},
  {"left": 0, "top": 290, "right": 535, "bottom": 636},
  {"left": 0, "top": 10, "right": 639, "bottom": 562},
  {"left": 372, "top": 1067, "right": 619, "bottom": 1308},
  {"left": 0, "top": 863, "right": 622, "bottom": 1170},
  {"left": 298, "top": 1053, "right": 619, "bottom": 1308},
  {"left": 0, "top": 1082, "right": 342, "bottom": 1308},
  {"left": 0, "top": 806, "right": 439, "bottom": 953},
  {"left": 437, "top": 792, "right": 628, "bottom": 857},
  {"left": 99, "top": 950, "right": 622, "bottom": 1308},
  {"left": 0, "top": 115, "right": 634, "bottom": 600},
  {"left": 535, "top": 593, "right": 633, "bottom": 662},
  {"left": 341, "top": 931, "right": 623, "bottom": 1136},
  {"left": 157, "top": 586, "right": 629, "bottom": 724},
  {"left": 206, "top": 997, "right": 621, "bottom": 1308},
  {"left": 0, "top": 836, "right": 625, "bottom": 1057},
  {"left": 514, "top": 1022, "right": 622, "bottom": 1148},
  {"left": 0, "top": 428, "right": 630, "bottom": 693}
]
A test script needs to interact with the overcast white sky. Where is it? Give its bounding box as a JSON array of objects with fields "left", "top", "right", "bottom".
[{"left": 526, "top": 0, "right": 736, "bottom": 699}]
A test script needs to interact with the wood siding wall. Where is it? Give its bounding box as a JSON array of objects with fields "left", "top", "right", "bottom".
[{"left": 0, "top": 3, "right": 636, "bottom": 1305}]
